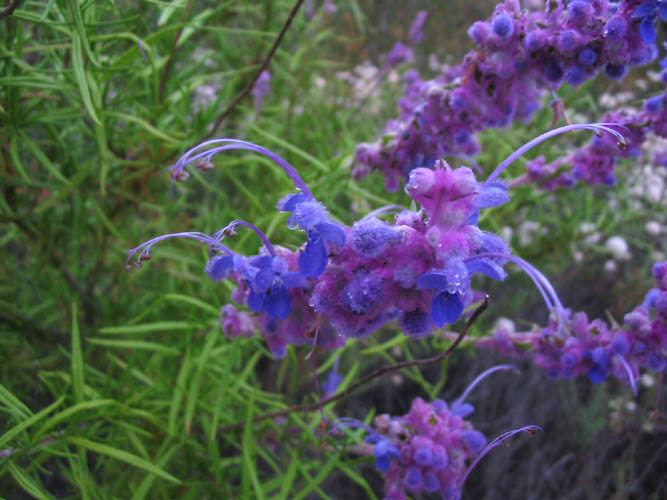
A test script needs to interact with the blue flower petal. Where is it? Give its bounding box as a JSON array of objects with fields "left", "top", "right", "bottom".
[
  {"left": 205, "top": 255, "right": 234, "bottom": 281},
  {"left": 298, "top": 230, "right": 328, "bottom": 277},
  {"left": 281, "top": 272, "right": 308, "bottom": 288},
  {"left": 460, "top": 430, "right": 487, "bottom": 453},
  {"left": 660, "top": 3, "right": 667, "bottom": 20},
  {"left": 417, "top": 272, "right": 448, "bottom": 290},
  {"left": 639, "top": 17, "right": 657, "bottom": 43},
  {"left": 277, "top": 193, "right": 308, "bottom": 212},
  {"left": 633, "top": 1, "right": 658, "bottom": 19},
  {"left": 322, "top": 372, "right": 342, "bottom": 396},
  {"left": 247, "top": 290, "right": 265, "bottom": 313},
  {"left": 265, "top": 282, "right": 291, "bottom": 318},
  {"left": 474, "top": 185, "right": 510, "bottom": 209},
  {"left": 365, "top": 434, "right": 381, "bottom": 444},
  {"left": 375, "top": 453, "right": 392, "bottom": 472},
  {"left": 450, "top": 401, "right": 475, "bottom": 417},
  {"left": 466, "top": 258, "right": 507, "bottom": 281},
  {"left": 373, "top": 439, "right": 399, "bottom": 472},
  {"left": 480, "top": 232, "right": 510, "bottom": 254},
  {"left": 431, "top": 292, "right": 464, "bottom": 326},
  {"left": 315, "top": 221, "right": 346, "bottom": 246},
  {"left": 249, "top": 255, "right": 273, "bottom": 269},
  {"left": 588, "top": 364, "right": 607, "bottom": 383},
  {"left": 253, "top": 265, "right": 274, "bottom": 292},
  {"left": 467, "top": 210, "right": 479, "bottom": 225}
]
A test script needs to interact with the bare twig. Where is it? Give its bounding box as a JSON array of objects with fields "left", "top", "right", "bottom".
[
  {"left": 218, "top": 296, "right": 489, "bottom": 433},
  {"left": 1, "top": 0, "right": 22, "bottom": 21},
  {"left": 202, "top": 0, "right": 306, "bottom": 141},
  {"left": 157, "top": 0, "right": 195, "bottom": 102}
]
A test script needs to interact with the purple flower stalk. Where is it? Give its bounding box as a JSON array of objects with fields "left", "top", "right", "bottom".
[
  {"left": 129, "top": 138, "right": 564, "bottom": 357},
  {"left": 476, "top": 262, "right": 667, "bottom": 392},
  {"left": 352, "top": 0, "right": 660, "bottom": 191},
  {"left": 513, "top": 95, "right": 667, "bottom": 190},
  {"left": 348, "top": 366, "right": 540, "bottom": 500},
  {"left": 408, "top": 10, "right": 428, "bottom": 45}
]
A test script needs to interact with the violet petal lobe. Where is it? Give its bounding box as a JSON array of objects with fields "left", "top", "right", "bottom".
[
  {"left": 639, "top": 17, "right": 657, "bottom": 44},
  {"left": 277, "top": 193, "right": 309, "bottom": 212},
  {"left": 315, "top": 221, "right": 346, "bottom": 246},
  {"left": 465, "top": 258, "right": 507, "bottom": 281},
  {"left": 205, "top": 255, "right": 234, "bottom": 281},
  {"left": 298, "top": 230, "right": 328, "bottom": 277},
  {"left": 417, "top": 272, "right": 448, "bottom": 290},
  {"left": 633, "top": 1, "right": 658, "bottom": 19},
  {"left": 431, "top": 292, "right": 464, "bottom": 326},
  {"left": 265, "top": 282, "right": 291, "bottom": 319},
  {"left": 247, "top": 290, "right": 265, "bottom": 313}
]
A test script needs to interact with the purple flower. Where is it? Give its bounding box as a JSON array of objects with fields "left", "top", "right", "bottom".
[
  {"left": 578, "top": 47, "right": 597, "bottom": 67},
  {"left": 403, "top": 466, "right": 423, "bottom": 491},
  {"left": 251, "top": 70, "right": 271, "bottom": 112},
  {"left": 476, "top": 262, "right": 667, "bottom": 392},
  {"left": 632, "top": 0, "right": 667, "bottom": 44},
  {"left": 492, "top": 13, "right": 514, "bottom": 40},
  {"left": 417, "top": 266, "right": 466, "bottom": 327},
  {"left": 369, "top": 436, "right": 400, "bottom": 472},
  {"left": 322, "top": 357, "right": 342, "bottom": 396},
  {"left": 352, "top": 0, "right": 658, "bottom": 191},
  {"left": 604, "top": 16, "right": 628, "bottom": 41},
  {"left": 408, "top": 10, "right": 428, "bottom": 44},
  {"left": 277, "top": 194, "right": 346, "bottom": 278},
  {"left": 241, "top": 255, "right": 307, "bottom": 319},
  {"left": 354, "top": 369, "right": 539, "bottom": 500},
  {"left": 350, "top": 217, "right": 402, "bottom": 258},
  {"left": 460, "top": 430, "right": 487, "bottom": 453},
  {"left": 386, "top": 42, "right": 413, "bottom": 66}
]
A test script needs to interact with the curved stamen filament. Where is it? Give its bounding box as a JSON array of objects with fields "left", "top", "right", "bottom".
[
  {"left": 213, "top": 219, "right": 277, "bottom": 257},
  {"left": 362, "top": 205, "right": 408, "bottom": 220},
  {"left": 331, "top": 418, "right": 376, "bottom": 435},
  {"left": 169, "top": 138, "right": 313, "bottom": 198},
  {"left": 466, "top": 253, "right": 565, "bottom": 334},
  {"left": 456, "top": 425, "right": 543, "bottom": 493},
  {"left": 125, "top": 232, "right": 235, "bottom": 271},
  {"left": 454, "top": 364, "right": 520, "bottom": 406},
  {"left": 485, "top": 123, "right": 629, "bottom": 185},
  {"left": 616, "top": 354, "right": 638, "bottom": 397}
]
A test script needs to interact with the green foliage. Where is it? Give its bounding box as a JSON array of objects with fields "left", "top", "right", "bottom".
[{"left": 1, "top": 0, "right": 663, "bottom": 498}]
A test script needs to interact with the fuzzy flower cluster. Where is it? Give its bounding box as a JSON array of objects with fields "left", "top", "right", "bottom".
[
  {"left": 477, "top": 262, "right": 667, "bottom": 392},
  {"left": 353, "top": 0, "right": 662, "bottom": 191},
  {"left": 365, "top": 398, "right": 487, "bottom": 500},
  {"left": 127, "top": 133, "right": 572, "bottom": 357},
  {"left": 519, "top": 92, "right": 667, "bottom": 189},
  {"left": 343, "top": 366, "right": 540, "bottom": 500}
]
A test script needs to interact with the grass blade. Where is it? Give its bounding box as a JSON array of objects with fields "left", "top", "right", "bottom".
[
  {"left": 0, "top": 383, "right": 33, "bottom": 419},
  {"left": 6, "top": 462, "right": 57, "bottom": 500},
  {"left": 87, "top": 338, "right": 180, "bottom": 355},
  {"left": 71, "top": 35, "right": 101, "bottom": 125},
  {"left": 99, "top": 321, "right": 201, "bottom": 335},
  {"left": 71, "top": 303, "right": 84, "bottom": 404},
  {"left": 0, "top": 396, "right": 65, "bottom": 449},
  {"left": 66, "top": 437, "right": 181, "bottom": 484}
]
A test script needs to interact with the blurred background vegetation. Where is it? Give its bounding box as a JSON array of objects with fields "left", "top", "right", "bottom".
[{"left": 1, "top": 0, "right": 665, "bottom": 498}]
